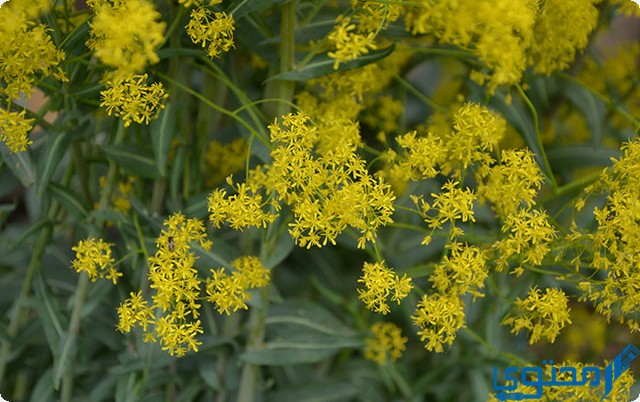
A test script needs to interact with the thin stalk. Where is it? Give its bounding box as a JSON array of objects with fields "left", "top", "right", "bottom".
[
  {"left": 0, "top": 147, "right": 76, "bottom": 388},
  {"left": 515, "top": 83, "right": 557, "bottom": 189},
  {"left": 60, "top": 121, "right": 127, "bottom": 401}
]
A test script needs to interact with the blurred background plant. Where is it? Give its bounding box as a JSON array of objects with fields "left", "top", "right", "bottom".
[{"left": 0, "top": 0, "right": 640, "bottom": 401}]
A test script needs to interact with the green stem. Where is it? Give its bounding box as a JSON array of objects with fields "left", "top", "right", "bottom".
[
  {"left": 60, "top": 121, "right": 127, "bottom": 401},
  {"left": 236, "top": 287, "right": 268, "bottom": 402},
  {"left": 0, "top": 144, "right": 77, "bottom": 389},
  {"left": 266, "top": 1, "right": 296, "bottom": 118},
  {"left": 393, "top": 75, "right": 445, "bottom": 112},
  {"left": 515, "top": 83, "right": 557, "bottom": 189}
]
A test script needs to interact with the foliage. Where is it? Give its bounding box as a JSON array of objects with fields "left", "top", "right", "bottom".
[{"left": 0, "top": 0, "right": 640, "bottom": 401}]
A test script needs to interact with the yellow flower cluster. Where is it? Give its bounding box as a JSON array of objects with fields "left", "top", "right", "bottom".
[
  {"left": 118, "top": 213, "right": 211, "bottom": 356},
  {"left": 488, "top": 361, "right": 634, "bottom": 402},
  {"left": 430, "top": 242, "right": 488, "bottom": 299},
  {"left": 210, "top": 112, "right": 396, "bottom": 249},
  {"left": 412, "top": 293, "right": 465, "bottom": 353},
  {"left": 476, "top": 148, "right": 544, "bottom": 218},
  {"left": 357, "top": 261, "right": 413, "bottom": 315},
  {"left": 204, "top": 138, "right": 248, "bottom": 187},
  {"left": 327, "top": 16, "right": 377, "bottom": 69},
  {"left": 0, "top": 109, "right": 34, "bottom": 153},
  {"left": 364, "top": 322, "right": 407, "bottom": 365},
  {"left": 389, "top": 103, "right": 506, "bottom": 184},
  {"left": 415, "top": 181, "right": 476, "bottom": 237},
  {"left": 205, "top": 256, "right": 270, "bottom": 315},
  {"left": 405, "top": 0, "right": 537, "bottom": 91},
  {"left": 529, "top": 0, "right": 600, "bottom": 75},
  {"left": 575, "top": 138, "right": 640, "bottom": 331},
  {"left": 208, "top": 180, "right": 277, "bottom": 230},
  {"left": 100, "top": 73, "right": 168, "bottom": 127},
  {"left": 86, "top": 0, "right": 165, "bottom": 76},
  {"left": 186, "top": 7, "right": 235, "bottom": 59},
  {"left": 494, "top": 208, "right": 556, "bottom": 275},
  {"left": 71, "top": 238, "right": 122, "bottom": 284},
  {"left": 503, "top": 287, "right": 571, "bottom": 344},
  {"left": 0, "top": 1, "right": 66, "bottom": 153},
  {"left": 326, "top": 0, "right": 402, "bottom": 69}
]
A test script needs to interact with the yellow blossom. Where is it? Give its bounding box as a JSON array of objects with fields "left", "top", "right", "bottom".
[
  {"left": 476, "top": 148, "right": 544, "bottom": 217},
  {"left": 0, "top": 109, "right": 33, "bottom": 153},
  {"left": 357, "top": 261, "right": 413, "bottom": 315},
  {"left": 503, "top": 287, "right": 571, "bottom": 344},
  {"left": 87, "top": 0, "right": 165, "bottom": 76},
  {"left": 186, "top": 7, "right": 235, "bottom": 59},
  {"left": 71, "top": 237, "right": 120, "bottom": 283},
  {"left": 529, "top": 0, "right": 600, "bottom": 75},
  {"left": 327, "top": 16, "right": 378, "bottom": 69},
  {"left": 364, "top": 322, "right": 407, "bottom": 365},
  {"left": 430, "top": 242, "right": 488, "bottom": 299},
  {"left": 412, "top": 293, "right": 466, "bottom": 353},
  {"left": 100, "top": 73, "right": 168, "bottom": 127}
]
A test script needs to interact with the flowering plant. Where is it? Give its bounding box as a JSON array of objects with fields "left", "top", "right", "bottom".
[{"left": 0, "top": 0, "right": 639, "bottom": 400}]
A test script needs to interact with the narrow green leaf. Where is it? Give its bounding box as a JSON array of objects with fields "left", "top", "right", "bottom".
[
  {"left": 240, "top": 347, "right": 341, "bottom": 366},
  {"left": 101, "top": 144, "right": 161, "bottom": 179},
  {"left": 184, "top": 191, "right": 209, "bottom": 220},
  {"left": 547, "top": 146, "right": 619, "bottom": 170},
  {"left": 0, "top": 143, "right": 36, "bottom": 187},
  {"left": 150, "top": 103, "right": 175, "bottom": 177},
  {"left": 490, "top": 92, "right": 554, "bottom": 181},
  {"left": 169, "top": 145, "right": 187, "bottom": 202},
  {"left": 54, "top": 331, "right": 76, "bottom": 390},
  {"left": 30, "top": 368, "right": 55, "bottom": 402},
  {"left": 198, "top": 359, "right": 220, "bottom": 390},
  {"left": 267, "top": 381, "right": 360, "bottom": 402},
  {"left": 229, "top": 0, "right": 293, "bottom": 20},
  {"left": 563, "top": 79, "right": 606, "bottom": 147},
  {"left": 36, "top": 123, "right": 85, "bottom": 195},
  {"left": 267, "top": 45, "right": 396, "bottom": 82},
  {"left": 48, "top": 183, "right": 89, "bottom": 220}
]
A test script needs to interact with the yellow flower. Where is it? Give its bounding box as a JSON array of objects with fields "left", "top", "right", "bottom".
[
  {"left": 430, "top": 242, "right": 488, "bottom": 299},
  {"left": 0, "top": 109, "right": 33, "bottom": 153},
  {"left": 476, "top": 148, "right": 544, "bottom": 218},
  {"left": 100, "top": 73, "right": 168, "bottom": 127},
  {"left": 529, "top": 0, "right": 600, "bottom": 75},
  {"left": 412, "top": 293, "right": 465, "bottom": 353},
  {"left": 494, "top": 208, "right": 557, "bottom": 273},
  {"left": 503, "top": 287, "right": 571, "bottom": 344},
  {"left": 357, "top": 261, "right": 412, "bottom": 314},
  {"left": 186, "top": 7, "right": 235, "bottom": 59},
  {"left": 87, "top": 0, "right": 165, "bottom": 75},
  {"left": 327, "top": 16, "right": 377, "bottom": 69},
  {"left": 364, "top": 322, "right": 407, "bottom": 365},
  {"left": 71, "top": 238, "right": 120, "bottom": 283}
]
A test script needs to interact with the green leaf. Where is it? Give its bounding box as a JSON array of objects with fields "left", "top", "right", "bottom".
[
  {"left": 198, "top": 359, "right": 220, "bottom": 390},
  {"left": 169, "top": 145, "right": 187, "bottom": 203},
  {"left": 563, "top": 79, "right": 606, "bottom": 147},
  {"left": 0, "top": 143, "right": 36, "bottom": 187},
  {"left": 547, "top": 146, "right": 619, "bottom": 170},
  {"left": 228, "top": 0, "right": 293, "bottom": 20},
  {"left": 490, "top": 92, "right": 555, "bottom": 181},
  {"left": 150, "top": 103, "right": 175, "bottom": 177},
  {"left": 184, "top": 191, "right": 209, "bottom": 220},
  {"left": 101, "top": 144, "right": 161, "bottom": 179},
  {"left": 36, "top": 123, "right": 85, "bottom": 195},
  {"left": 48, "top": 183, "right": 89, "bottom": 220},
  {"left": 267, "top": 45, "right": 396, "bottom": 82},
  {"left": 267, "top": 381, "right": 360, "bottom": 402},
  {"left": 30, "top": 368, "right": 55, "bottom": 402},
  {"left": 241, "top": 299, "right": 360, "bottom": 366}
]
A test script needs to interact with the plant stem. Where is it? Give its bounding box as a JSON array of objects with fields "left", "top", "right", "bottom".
[
  {"left": 60, "top": 121, "right": 127, "bottom": 401},
  {"left": 0, "top": 147, "right": 76, "bottom": 389}
]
